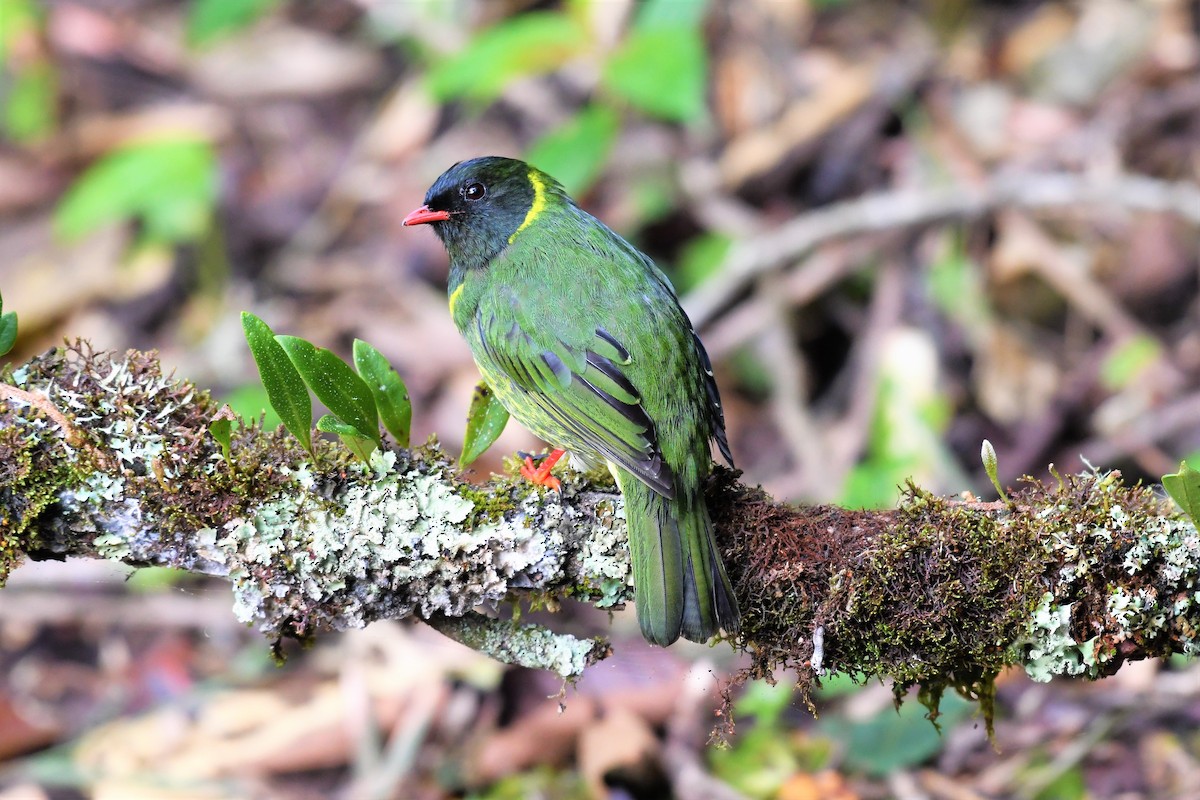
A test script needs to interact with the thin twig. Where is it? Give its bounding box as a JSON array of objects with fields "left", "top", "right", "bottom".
[
  {"left": 0, "top": 383, "right": 81, "bottom": 442},
  {"left": 685, "top": 172, "right": 1200, "bottom": 329}
]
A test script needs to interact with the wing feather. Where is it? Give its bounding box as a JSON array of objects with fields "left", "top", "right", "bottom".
[{"left": 476, "top": 315, "right": 675, "bottom": 497}]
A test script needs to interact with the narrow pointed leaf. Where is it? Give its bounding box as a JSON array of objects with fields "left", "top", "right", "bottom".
[
  {"left": 353, "top": 339, "right": 412, "bottom": 448},
  {"left": 241, "top": 312, "right": 312, "bottom": 453},
  {"left": 460, "top": 381, "right": 509, "bottom": 467},
  {"left": 276, "top": 335, "right": 379, "bottom": 444},
  {"left": 1163, "top": 461, "right": 1200, "bottom": 529},
  {"left": 317, "top": 414, "right": 378, "bottom": 463}
]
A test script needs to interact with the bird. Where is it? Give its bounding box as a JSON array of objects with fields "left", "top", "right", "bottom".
[{"left": 402, "top": 156, "right": 739, "bottom": 646}]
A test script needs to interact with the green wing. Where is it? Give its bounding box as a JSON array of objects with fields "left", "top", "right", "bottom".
[{"left": 473, "top": 313, "right": 675, "bottom": 497}]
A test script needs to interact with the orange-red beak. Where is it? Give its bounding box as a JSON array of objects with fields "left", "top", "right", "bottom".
[{"left": 402, "top": 205, "right": 450, "bottom": 226}]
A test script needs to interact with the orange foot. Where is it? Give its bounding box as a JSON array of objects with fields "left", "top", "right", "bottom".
[{"left": 520, "top": 448, "right": 566, "bottom": 493}]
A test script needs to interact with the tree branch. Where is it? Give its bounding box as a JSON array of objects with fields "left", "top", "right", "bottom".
[{"left": 3, "top": 345, "right": 1198, "bottom": 724}]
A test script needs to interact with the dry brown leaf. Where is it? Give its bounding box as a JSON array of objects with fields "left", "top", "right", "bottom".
[
  {"left": 0, "top": 786, "right": 50, "bottom": 800},
  {"left": 0, "top": 156, "right": 59, "bottom": 216},
  {"left": 64, "top": 104, "right": 233, "bottom": 160},
  {"left": 719, "top": 55, "right": 877, "bottom": 186},
  {"left": 188, "top": 23, "right": 382, "bottom": 99},
  {"left": 92, "top": 780, "right": 240, "bottom": 800},
  {"left": 72, "top": 626, "right": 494, "bottom": 782},
  {"left": 469, "top": 680, "right": 684, "bottom": 785},
  {"left": 577, "top": 706, "right": 663, "bottom": 798},
  {"left": 0, "top": 221, "right": 127, "bottom": 335},
  {"left": 470, "top": 695, "right": 600, "bottom": 784},
  {"left": 1000, "top": 4, "right": 1077, "bottom": 76},
  {"left": 916, "top": 768, "right": 987, "bottom": 800},
  {"left": 361, "top": 81, "right": 441, "bottom": 163},
  {"left": 975, "top": 326, "right": 1059, "bottom": 425},
  {"left": 0, "top": 692, "right": 61, "bottom": 762},
  {"left": 778, "top": 770, "right": 858, "bottom": 800},
  {"left": 71, "top": 678, "right": 408, "bottom": 778}
]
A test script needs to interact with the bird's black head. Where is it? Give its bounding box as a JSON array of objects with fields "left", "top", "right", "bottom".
[{"left": 403, "top": 156, "right": 549, "bottom": 271}]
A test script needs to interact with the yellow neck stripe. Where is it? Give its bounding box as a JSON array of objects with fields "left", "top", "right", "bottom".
[
  {"left": 449, "top": 283, "right": 464, "bottom": 317},
  {"left": 508, "top": 169, "right": 546, "bottom": 245}
]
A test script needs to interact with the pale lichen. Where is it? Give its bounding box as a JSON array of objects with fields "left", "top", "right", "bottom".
[
  {"left": 1014, "top": 470, "right": 1200, "bottom": 681},
  {"left": 1018, "top": 594, "right": 1100, "bottom": 682},
  {"left": 574, "top": 496, "right": 632, "bottom": 607},
  {"left": 429, "top": 613, "right": 606, "bottom": 679},
  {"left": 216, "top": 450, "right": 598, "bottom": 639}
]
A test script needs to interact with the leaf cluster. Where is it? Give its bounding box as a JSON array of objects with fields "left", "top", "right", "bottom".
[
  {"left": 241, "top": 313, "right": 411, "bottom": 462},
  {"left": 241, "top": 312, "right": 515, "bottom": 469}
]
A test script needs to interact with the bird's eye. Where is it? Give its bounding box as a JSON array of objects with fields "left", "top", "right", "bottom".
[{"left": 462, "top": 181, "right": 486, "bottom": 201}]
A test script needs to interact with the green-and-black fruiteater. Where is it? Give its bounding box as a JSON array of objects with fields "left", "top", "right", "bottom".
[{"left": 403, "top": 156, "right": 739, "bottom": 646}]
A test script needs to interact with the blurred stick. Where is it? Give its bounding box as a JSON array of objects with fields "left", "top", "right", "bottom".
[
  {"left": 685, "top": 171, "right": 1200, "bottom": 329},
  {"left": 2, "top": 344, "right": 1198, "bottom": 703}
]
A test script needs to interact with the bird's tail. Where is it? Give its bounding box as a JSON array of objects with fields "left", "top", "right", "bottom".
[{"left": 624, "top": 477, "right": 740, "bottom": 646}]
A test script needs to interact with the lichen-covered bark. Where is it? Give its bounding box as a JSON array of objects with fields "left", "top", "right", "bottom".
[{"left": 2, "top": 345, "right": 1198, "bottom": 714}]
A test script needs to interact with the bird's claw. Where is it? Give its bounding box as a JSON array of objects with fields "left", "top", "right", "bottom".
[{"left": 519, "top": 449, "right": 565, "bottom": 493}]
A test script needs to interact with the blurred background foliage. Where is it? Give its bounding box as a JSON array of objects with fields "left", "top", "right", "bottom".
[{"left": 4, "top": 0, "right": 1200, "bottom": 797}]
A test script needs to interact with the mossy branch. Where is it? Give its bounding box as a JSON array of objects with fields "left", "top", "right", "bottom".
[{"left": 2, "top": 346, "right": 1197, "bottom": 718}]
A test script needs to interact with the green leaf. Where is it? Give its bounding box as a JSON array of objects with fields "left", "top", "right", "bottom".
[
  {"left": 733, "top": 679, "right": 795, "bottom": 727},
  {"left": 209, "top": 415, "right": 233, "bottom": 463},
  {"left": 0, "top": 0, "right": 40, "bottom": 65},
  {"left": 710, "top": 677, "right": 829, "bottom": 797},
  {"left": 241, "top": 313, "right": 312, "bottom": 454},
  {"left": 223, "top": 384, "right": 281, "bottom": 430},
  {"left": 276, "top": 336, "right": 379, "bottom": 444},
  {"left": 426, "top": 12, "right": 587, "bottom": 102},
  {"left": 675, "top": 232, "right": 731, "bottom": 293},
  {"left": 815, "top": 671, "right": 868, "bottom": 699},
  {"left": 819, "top": 692, "right": 972, "bottom": 777},
  {"left": 1031, "top": 764, "right": 1087, "bottom": 800},
  {"left": 1163, "top": 461, "right": 1200, "bottom": 528},
  {"left": 634, "top": 0, "right": 710, "bottom": 28},
  {"left": 926, "top": 232, "right": 991, "bottom": 330},
  {"left": 1101, "top": 334, "right": 1161, "bottom": 390},
  {"left": 0, "top": 311, "right": 16, "bottom": 358},
  {"left": 460, "top": 381, "right": 509, "bottom": 467},
  {"left": 187, "top": 0, "right": 279, "bottom": 47},
  {"left": 317, "top": 415, "right": 378, "bottom": 463},
  {"left": 55, "top": 138, "right": 217, "bottom": 243},
  {"left": 525, "top": 104, "right": 619, "bottom": 197},
  {"left": 352, "top": 339, "right": 412, "bottom": 448},
  {"left": 126, "top": 566, "right": 191, "bottom": 592},
  {"left": 4, "top": 61, "right": 56, "bottom": 142},
  {"left": 603, "top": 24, "right": 706, "bottom": 121}
]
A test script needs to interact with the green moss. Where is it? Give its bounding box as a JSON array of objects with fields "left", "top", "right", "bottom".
[
  {"left": 0, "top": 399, "right": 97, "bottom": 584},
  {"left": 821, "top": 483, "right": 1043, "bottom": 734},
  {"left": 458, "top": 478, "right": 520, "bottom": 526}
]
